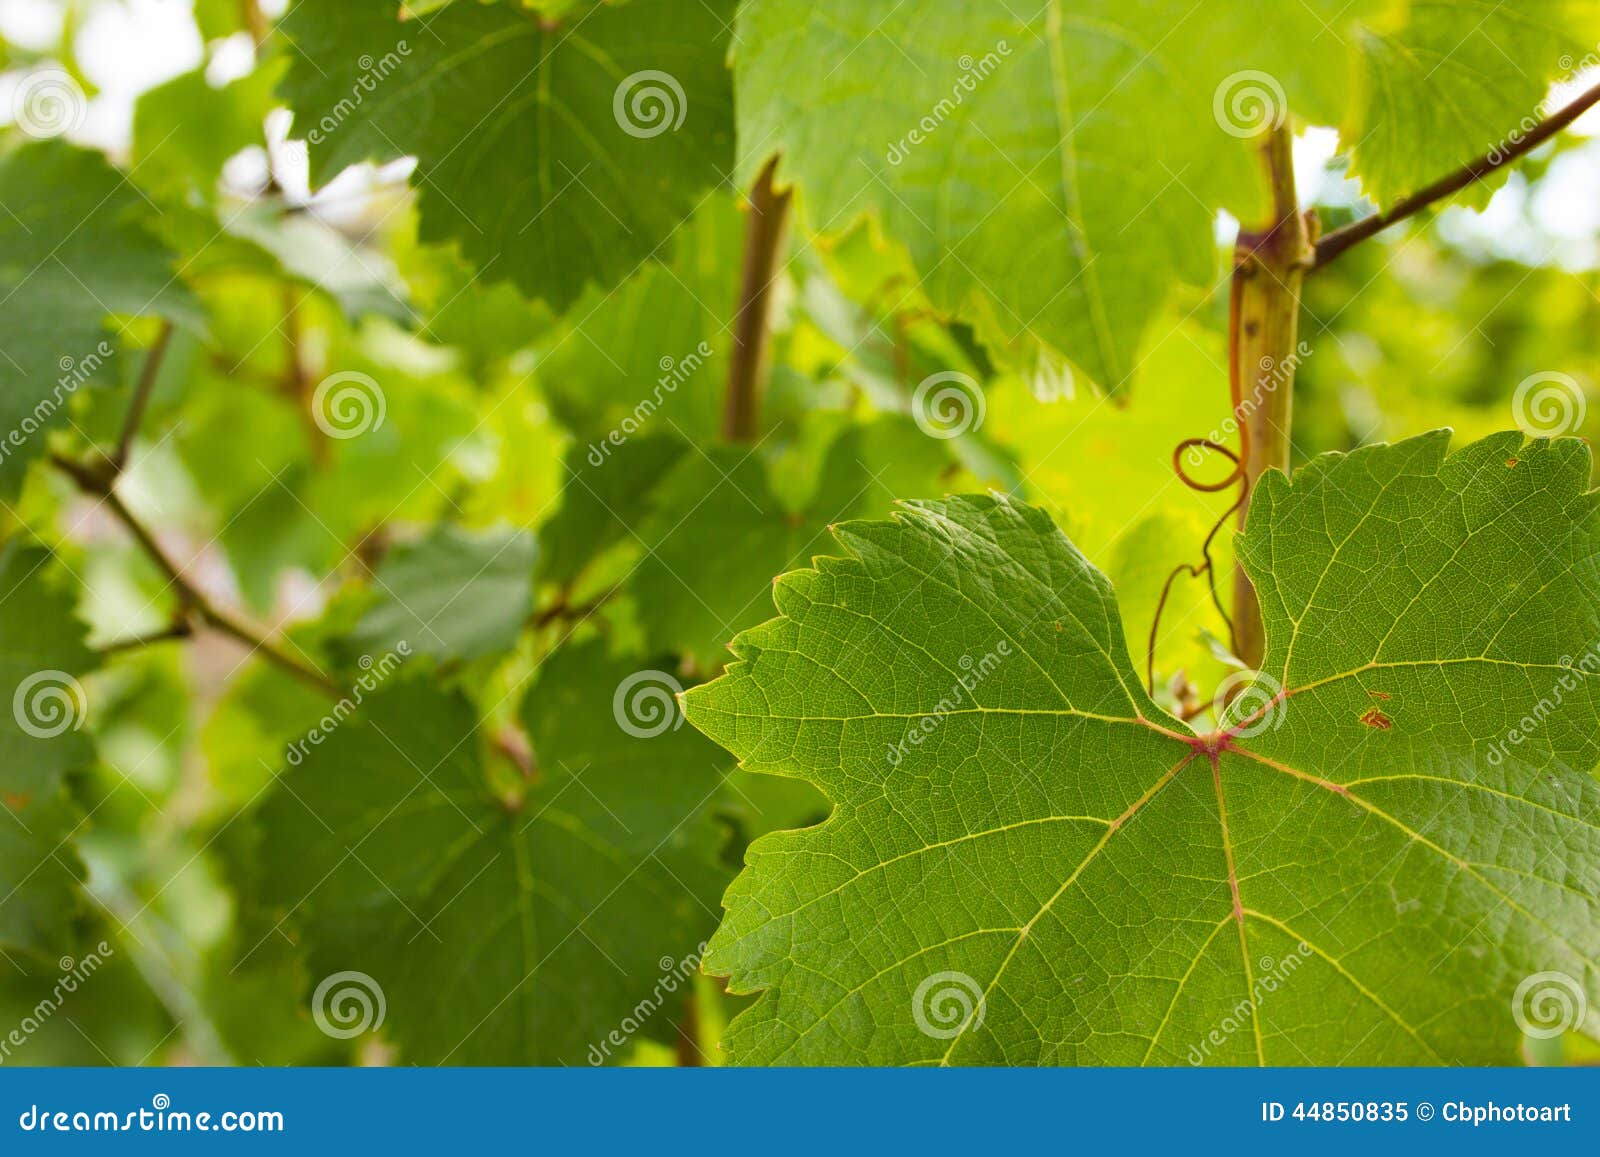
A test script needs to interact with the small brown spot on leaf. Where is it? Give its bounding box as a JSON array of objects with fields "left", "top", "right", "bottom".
[
  {"left": 1366, "top": 690, "right": 1392, "bottom": 701},
  {"left": 1052, "top": 620, "right": 1063, "bottom": 632},
  {"left": 1359, "top": 708, "right": 1393, "bottom": 730},
  {"left": 1505, "top": 457, "right": 1519, "bottom": 468},
  {"left": 2, "top": 792, "right": 29, "bottom": 811}
]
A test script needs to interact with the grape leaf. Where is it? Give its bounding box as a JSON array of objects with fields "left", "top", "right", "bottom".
[
  {"left": 281, "top": 0, "right": 735, "bottom": 311},
  {"left": 634, "top": 417, "right": 955, "bottom": 668},
  {"left": 0, "top": 544, "right": 98, "bottom": 961},
  {"left": 1351, "top": 3, "right": 1597, "bottom": 209},
  {"left": 255, "top": 641, "right": 730, "bottom": 1063},
  {"left": 0, "top": 143, "right": 194, "bottom": 494},
  {"left": 537, "top": 195, "right": 743, "bottom": 445},
  {"left": 540, "top": 436, "right": 687, "bottom": 588},
  {"left": 351, "top": 523, "right": 537, "bottom": 661},
  {"left": 684, "top": 431, "right": 1600, "bottom": 1064},
  {"left": 734, "top": 0, "right": 1584, "bottom": 390}
]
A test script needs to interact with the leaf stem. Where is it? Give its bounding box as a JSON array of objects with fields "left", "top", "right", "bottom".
[
  {"left": 1313, "top": 79, "right": 1600, "bottom": 269},
  {"left": 113, "top": 320, "right": 173, "bottom": 471},
  {"left": 722, "top": 156, "right": 792, "bottom": 442},
  {"left": 50, "top": 454, "right": 339, "bottom": 698},
  {"left": 1230, "top": 119, "right": 1314, "bottom": 669}
]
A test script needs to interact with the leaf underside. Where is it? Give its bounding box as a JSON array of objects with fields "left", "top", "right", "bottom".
[{"left": 685, "top": 431, "right": 1600, "bottom": 1065}]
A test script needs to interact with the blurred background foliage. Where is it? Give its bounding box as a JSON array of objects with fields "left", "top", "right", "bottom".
[{"left": 0, "top": 0, "right": 1595, "bottom": 1065}]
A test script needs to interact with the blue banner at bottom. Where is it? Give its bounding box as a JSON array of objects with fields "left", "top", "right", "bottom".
[{"left": 1, "top": 1067, "right": 1594, "bottom": 1152}]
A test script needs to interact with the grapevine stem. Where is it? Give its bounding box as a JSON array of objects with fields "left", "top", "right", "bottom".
[
  {"left": 1313, "top": 78, "right": 1600, "bottom": 269},
  {"left": 113, "top": 320, "right": 173, "bottom": 471},
  {"left": 722, "top": 156, "right": 792, "bottom": 442},
  {"left": 1230, "top": 119, "right": 1313, "bottom": 669},
  {"left": 50, "top": 454, "right": 339, "bottom": 698}
]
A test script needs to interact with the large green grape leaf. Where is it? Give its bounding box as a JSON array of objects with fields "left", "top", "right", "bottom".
[
  {"left": 0, "top": 143, "right": 195, "bottom": 494},
  {"left": 255, "top": 641, "right": 730, "bottom": 1063},
  {"left": 684, "top": 431, "right": 1600, "bottom": 1064},
  {"left": 735, "top": 0, "right": 1585, "bottom": 391},
  {"left": 280, "top": 0, "right": 735, "bottom": 311},
  {"left": 0, "top": 544, "right": 99, "bottom": 962}
]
